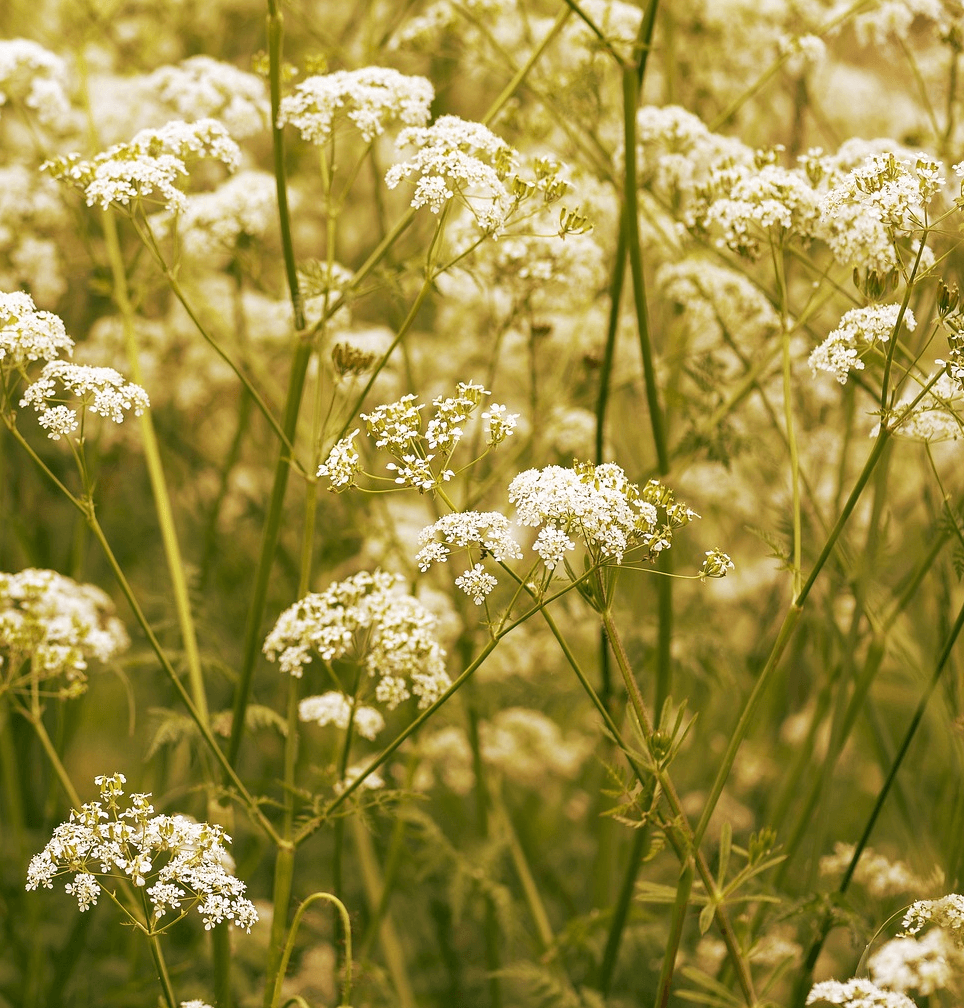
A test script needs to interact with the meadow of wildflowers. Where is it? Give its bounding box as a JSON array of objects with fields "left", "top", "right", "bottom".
[{"left": 4, "top": 1, "right": 964, "bottom": 1006}]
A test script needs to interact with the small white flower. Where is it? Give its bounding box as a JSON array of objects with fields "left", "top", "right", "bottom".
[{"left": 455, "top": 563, "right": 498, "bottom": 604}]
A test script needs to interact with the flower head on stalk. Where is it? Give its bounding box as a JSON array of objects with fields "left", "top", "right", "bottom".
[
  {"left": 508, "top": 462, "right": 699, "bottom": 567},
  {"left": 43, "top": 119, "right": 241, "bottom": 213},
  {"left": 0, "top": 290, "right": 72, "bottom": 377},
  {"left": 806, "top": 978, "right": 917, "bottom": 1007},
  {"left": 19, "top": 361, "right": 149, "bottom": 440},
  {"left": 0, "top": 568, "right": 129, "bottom": 698},
  {"left": 263, "top": 570, "right": 449, "bottom": 710},
  {"left": 416, "top": 511, "right": 523, "bottom": 605},
  {"left": 279, "top": 67, "right": 434, "bottom": 144},
  {"left": 25, "top": 774, "right": 258, "bottom": 933},
  {"left": 809, "top": 304, "right": 916, "bottom": 385},
  {"left": 144, "top": 55, "right": 269, "bottom": 138},
  {"left": 385, "top": 116, "right": 577, "bottom": 234}
]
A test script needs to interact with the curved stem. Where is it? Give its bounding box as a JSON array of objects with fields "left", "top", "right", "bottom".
[{"left": 269, "top": 891, "right": 353, "bottom": 1008}]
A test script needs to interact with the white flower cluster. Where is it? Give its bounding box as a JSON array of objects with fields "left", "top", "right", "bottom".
[
  {"left": 279, "top": 66, "right": 434, "bottom": 144},
  {"left": 317, "top": 428, "right": 361, "bottom": 489},
  {"left": 391, "top": 0, "right": 511, "bottom": 50},
  {"left": 869, "top": 929, "right": 964, "bottom": 997},
  {"left": 819, "top": 842, "right": 935, "bottom": 898},
  {"left": 444, "top": 219, "right": 605, "bottom": 309},
  {"left": 508, "top": 462, "right": 698, "bottom": 566},
  {"left": 806, "top": 978, "right": 917, "bottom": 1007},
  {"left": 821, "top": 151, "right": 945, "bottom": 229},
  {"left": 902, "top": 894, "right": 964, "bottom": 945},
  {"left": 385, "top": 115, "right": 515, "bottom": 231},
  {"left": 143, "top": 56, "right": 269, "bottom": 138},
  {"left": 263, "top": 570, "right": 450, "bottom": 709},
  {"left": 318, "top": 381, "right": 516, "bottom": 494},
  {"left": 701, "top": 161, "right": 822, "bottom": 256},
  {"left": 0, "top": 568, "right": 129, "bottom": 695},
  {"left": 19, "top": 361, "right": 150, "bottom": 440},
  {"left": 298, "top": 690, "right": 385, "bottom": 740},
  {"left": 0, "top": 38, "right": 71, "bottom": 128},
  {"left": 416, "top": 511, "right": 523, "bottom": 604},
  {"left": 44, "top": 119, "right": 241, "bottom": 213},
  {"left": 847, "top": 0, "right": 957, "bottom": 47},
  {"left": 809, "top": 304, "right": 916, "bottom": 384},
  {"left": 155, "top": 170, "right": 278, "bottom": 259},
  {"left": 0, "top": 290, "right": 72, "bottom": 372},
  {"left": 25, "top": 773, "right": 259, "bottom": 933},
  {"left": 480, "top": 707, "right": 592, "bottom": 786}
]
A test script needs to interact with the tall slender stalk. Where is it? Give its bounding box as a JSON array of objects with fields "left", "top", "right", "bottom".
[{"left": 101, "top": 210, "right": 208, "bottom": 723}]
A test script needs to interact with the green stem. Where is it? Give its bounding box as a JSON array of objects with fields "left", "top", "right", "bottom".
[
  {"left": 494, "top": 787, "right": 555, "bottom": 954},
  {"left": 691, "top": 360, "right": 948, "bottom": 857},
  {"left": 599, "top": 606, "right": 757, "bottom": 1006},
  {"left": 269, "top": 891, "right": 353, "bottom": 1008},
  {"left": 482, "top": 6, "right": 572, "bottom": 126},
  {"left": 655, "top": 860, "right": 694, "bottom": 1008},
  {"left": 598, "top": 827, "right": 649, "bottom": 995},
  {"left": 263, "top": 842, "right": 297, "bottom": 1008},
  {"left": 464, "top": 692, "right": 502, "bottom": 1008},
  {"left": 537, "top": 602, "right": 754, "bottom": 1004},
  {"left": 229, "top": 0, "right": 312, "bottom": 769},
  {"left": 211, "top": 923, "right": 233, "bottom": 1008},
  {"left": 772, "top": 239, "right": 803, "bottom": 598},
  {"left": 621, "top": 63, "right": 669, "bottom": 474},
  {"left": 595, "top": 218, "right": 627, "bottom": 464},
  {"left": 351, "top": 817, "right": 417, "bottom": 1008},
  {"left": 147, "top": 933, "right": 178, "bottom": 1008},
  {"left": 101, "top": 209, "right": 208, "bottom": 722},
  {"left": 20, "top": 700, "right": 82, "bottom": 809}
]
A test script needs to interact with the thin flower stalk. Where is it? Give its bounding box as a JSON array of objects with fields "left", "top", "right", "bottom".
[
  {"left": 535, "top": 603, "right": 756, "bottom": 1003},
  {"left": 101, "top": 209, "right": 208, "bottom": 723},
  {"left": 6, "top": 418, "right": 280, "bottom": 842},
  {"left": 794, "top": 591, "right": 964, "bottom": 1006},
  {"left": 691, "top": 271, "right": 946, "bottom": 858},
  {"left": 772, "top": 237, "right": 803, "bottom": 597},
  {"left": 597, "top": 604, "right": 757, "bottom": 1006},
  {"left": 621, "top": 61, "right": 668, "bottom": 474}
]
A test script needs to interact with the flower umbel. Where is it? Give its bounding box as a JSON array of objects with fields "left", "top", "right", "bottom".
[
  {"left": 25, "top": 774, "right": 259, "bottom": 933},
  {"left": 19, "top": 361, "right": 150, "bottom": 440},
  {"left": 263, "top": 570, "right": 450, "bottom": 709},
  {"left": 0, "top": 568, "right": 129, "bottom": 696}
]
